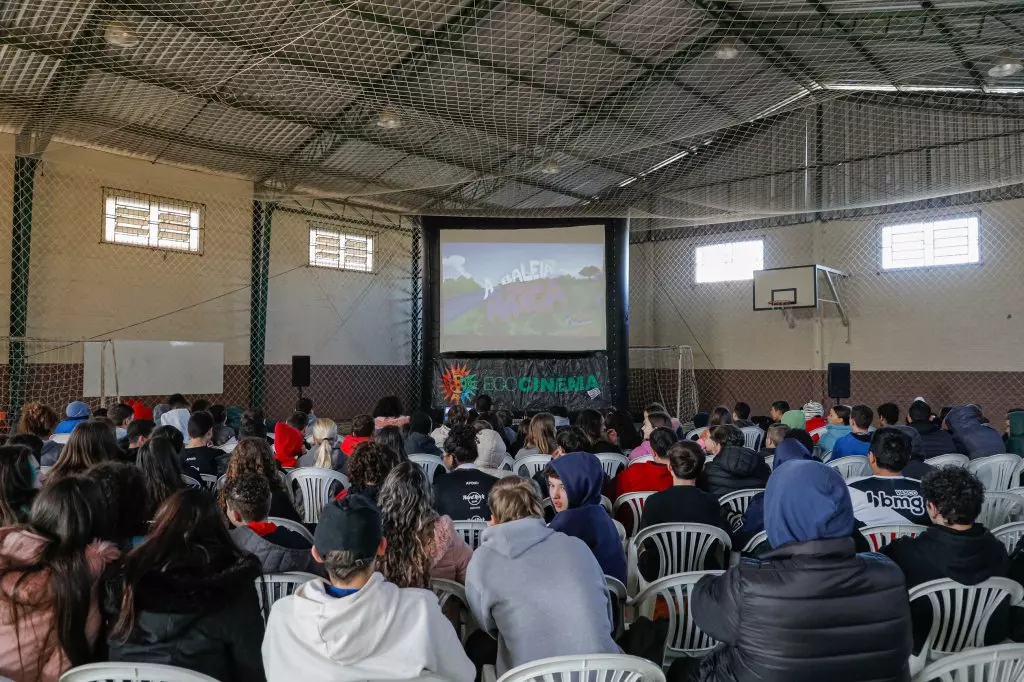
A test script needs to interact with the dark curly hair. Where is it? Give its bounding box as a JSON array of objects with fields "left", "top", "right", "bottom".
[
  {"left": 921, "top": 467, "right": 985, "bottom": 526},
  {"left": 223, "top": 472, "right": 271, "bottom": 523},
  {"left": 348, "top": 441, "right": 402, "bottom": 488},
  {"left": 18, "top": 401, "right": 58, "bottom": 438},
  {"left": 443, "top": 425, "right": 479, "bottom": 464},
  {"left": 217, "top": 437, "right": 282, "bottom": 515},
  {"left": 377, "top": 461, "right": 437, "bottom": 589}
]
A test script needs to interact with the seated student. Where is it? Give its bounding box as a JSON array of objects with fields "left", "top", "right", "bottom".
[
  {"left": 220, "top": 437, "right": 301, "bottom": 523},
  {"left": 341, "top": 414, "right": 374, "bottom": 456},
  {"left": 190, "top": 399, "right": 211, "bottom": 413},
  {"left": 136, "top": 437, "right": 186, "bottom": 518},
  {"left": 430, "top": 404, "right": 468, "bottom": 449},
  {"left": 907, "top": 400, "right": 958, "bottom": 459},
  {"left": 374, "top": 426, "right": 407, "bottom": 461},
  {"left": 373, "top": 395, "right": 410, "bottom": 432},
  {"left": 576, "top": 409, "right": 621, "bottom": 454},
  {"left": 497, "top": 409, "right": 518, "bottom": 446},
  {"left": 877, "top": 402, "right": 900, "bottom": 427},
  {"left": 104, "top": 489, "right": 266, "bottom": 682},
  {"left": 19, "top": 401, "right": 62, "bottom": 466},
  {"left": 208, "top": 404, "right": 236, "bottom": 447},
  {"left": 406, "top": 411, "right": 443, "bottom": 457},
  {"left": 466, "top": 477, "right": 619, "bottom": 677},
  {"left": 803, "top": 401, "right": 828, "bottom": 443},
  {"left": 262, "top": 495, "right": 474, "bottom": 682},
  {"left": 296, "top": 397, "right": 316, "bottom": 436},
  {"left": 611, "top": 424, "right": 674, "bottom": 500},
  {"left": 109, "top": 403, "right": 134, "bottom": 445},
  {"left": 945, "top": 404, "right": 1006, "bottom": 460},
  {"left": 818, "top": 404, "right": 853, "bottom": 453},
  {"left": 534, "top": 426, "right": 589, "bottom": 500},
  {"left": 85, "top": 461, "right": 150, "bottom": 551},
  {"left": 549, "top": 404, "right": 571, "bottom": 430},
  {"left": 434, "top": 425, "right": 498, "bottom": 521},
  {"left": 1008, "top": 409, "right": 1024, "bottom": 458},
  {"left": 274, "top": 411, "right": 308, "bottom": 469},
  {"left": 0, "top": 478, "right": 119, "bottom": 682},
  {"left": 179, "top": 410, "right": 226, "bottom": 479},
  {"left": 701, "top": 425, "right": 770, "bottom": 499},
  {"left": 883, "top": 467, "right": 1009, "bottom": 653},
  {"left": 769, "top": 400, "right": 790, "bottom": 423},
  {"left": 546, "top": 452, "right": 627, "bottom": 583},
  {"left": 225, "top": 472, "right": 318, "bottom": 574},
  {"left": 48, "top": 420, "right": 118, "bottom": 483},
  {"left": 159, "top": 396, "right": 191, "bottom": 439},
  {"left": 830, "top": 404, "right": 874, "bottom": 459},
  {"left": 0, "top": 444, "right": 37, "bottom": 525},
  {"left": 779, "top": 409, "right": 806, "bottom": 432},
  {"left": 731, "top": 436, "right": 815, "bottom": 548},
  {"left": 605, "top": 406, "right": 641, "bottom": 452},
  {"left": 125, "top": 418, "right": 154, "bottom": 463},
  {"left": 731, "top": 402, "right": 755, "bottom": 428},
  {"left": 474, "top": 426, "right": 511, "bottom": 479},
  {"left": 516, "top": 412, "right": 557, "bottom": 458},
  {"left": 239, "top": 408, "right": 269, "bottom": 441},
  {"left": 761, "top": 423, "right": 789, "bottom": 455},
  {"left": 297, "top": 418, "right": 341, "bottom": 470},
  {"left": 335, "top": 442, "right": 401, "bottom": 506},
  {"left": 684, "top": 459, "right": 912, "bottom": 682},
  {"left": 629, "top": 411, "right": 673, "bottom": 460},
  {"left": 54, "top": 400, "right": 91, "bottom": 434},
  {"left": 847, "top": 427, "right": 930, "bottom": 527},
  {"left": 893, "top": 424, "right": 934, "bottom": 481}
]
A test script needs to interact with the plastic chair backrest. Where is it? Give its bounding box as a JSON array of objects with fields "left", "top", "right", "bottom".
[
  {"left": 267, "top": 516, "right": 315, "bottom": 544},
  {"left": 495, "top": 654, "right": 666, "bottom": 682},
  {"left": 600, "top": 495, "right": 613, "bottom": 516},
  {"left": 215, "top": 474, "right": 227, "bottom": 491},
  {"left": 255, "top": 571, "right": 319, "bottom": 622},
  {"left": 604, "top": 575, "right": 627, "bottom": 639},
  {"left": 431, "top": 578, "right": 477, "bottom": 642},
  {"left": 718, "top": 488, "right": 764, "bottom": 515},
  {"left": 515, "top": 455, "right": 552, "bottom": 478},
  {"left": 200, "top": 473, "right": 219, "bottom": 490},
  {"left": 629, "top": 454, "right": 655, "bottom": 465},
  {"left": 764, "top": 455, "right": 774, "bottom": 470},
  {"left": 860, "top": 523, "right": 928, "bottom": 552},
  {"left": 500, "top": 455, "right": 515, "bottom": 471},
  {"left": 927, "top": 453, "right": 970, "bottom": 469},
  {"left": 915, "top": 643, "right": 1024, "bottom": 682},
  {"left": 409, "top": 454, "right": 443, "bottom": 483},
  {"left": 828, "top": 455, "right": 871, "bottom": 480},
  {"left": 632, "top": 571, "right": 725, "bottom": 667},
  {"left": 993, "top": 522, "right": 1024, "bottom": 553},
  {"left": 59, "top": 662, "right": 220, "bottom": 682},
  {"left": 452, "top": 520, "right": 488, "bottom": 550},
  {"left": 287, "top": 468, "right": 350, "bottom": 523},
  {"left": 968, "top": 454, "right": 1023, "bottom": 492},
  {"left": 631, "top": 523, "right": 732, "bottom": 579},
  {"left": 909, "top": 577, "right": 1024, "bottom": 661},
  {"left": 595, "top": 452, "right": 629, "bottom": 478},
  {"left": 612, "top": 519, "right": 627, "bottom": 554},
  {"left": 741, "top": 530, "right": 769, "bottom": 554},
  {"left": 740, "top": 426, "right": 763, "bottom": 451},
  {"left": 181, "top": 474, "right": 202, "bottom": 489},
  {"left": 979, "top": 492, "right": 1024, "bottom": 529},
  {"left": 613, "top": 491, "right": 655, "bottom": 536},
  {"left": 684, "top": 428, "right": 702, "bottom": 442}
]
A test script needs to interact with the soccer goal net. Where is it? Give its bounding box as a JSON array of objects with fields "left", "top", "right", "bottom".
[{"left": 628, "top": 345, "right": 698, "bottom": 421}]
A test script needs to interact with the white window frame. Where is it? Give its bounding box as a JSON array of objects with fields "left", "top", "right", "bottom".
[
  {"left": 308, "top": 223, "right": 375, "bottom": 273},
  {"left": 694, "top": 239, "right": 764, "bottom": 283},
  {"left": 102, "top": 188, "right": 202, "bottom": 254},
  {"left": 881, "top": 216, "right": 980, "bottom": 271}
]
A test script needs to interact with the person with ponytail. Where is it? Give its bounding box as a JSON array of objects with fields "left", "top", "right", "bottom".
[
  {"left": 296, "top": 418, "right": 344, "bottom": 473},
  {"left": 0, "top": 477, "right": 119, "bottom": 681}
]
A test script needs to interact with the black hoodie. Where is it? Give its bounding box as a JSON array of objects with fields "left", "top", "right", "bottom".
[
  {"left": 700, "top": 445, "right": 771, "bottom": 500},
  {"left": 908, "top": 420, "right": 959, "bottom": 460},
  {"left": 883, "top": 524, "right": 1009, "bottom": 652}
]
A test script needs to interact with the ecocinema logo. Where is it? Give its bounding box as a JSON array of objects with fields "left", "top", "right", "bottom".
[{"left": 440, "top": 362, "right": 601, "bottom": 405}]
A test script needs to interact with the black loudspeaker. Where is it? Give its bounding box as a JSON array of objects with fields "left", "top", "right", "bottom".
[
  {"left": 827, "top": 362, "right": 851, "bottom": 399},
  {"left": 291, "top": 355, "right": 311, "bottom": 388}
]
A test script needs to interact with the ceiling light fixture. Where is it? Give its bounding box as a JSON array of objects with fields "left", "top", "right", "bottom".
[
  {"left": 375, "top": 107, "right": 402, "bottom": 129},
  {"left": 104, "top": 19, "right": 140, "bottom": 48},
  {"left": 540, "top": 158, "right": 560, "bottom": 174},
  {"left": 714, "top": 38, "right": 740, "bottom": 60},
  {"left": 989, "top": 52, "right": 1022, "bottom": 78}
]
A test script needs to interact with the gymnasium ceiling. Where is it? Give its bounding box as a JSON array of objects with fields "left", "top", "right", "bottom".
[{"left": 1, "top": 0, "right": 1023, "bottom": 225}]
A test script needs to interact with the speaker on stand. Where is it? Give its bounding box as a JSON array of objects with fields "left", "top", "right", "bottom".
[
  {"left": 292, "top": 355, "right": 310, "bottom": 401},
  {"left": 827, "top": 362, "right": 851, "bottom": 400}
]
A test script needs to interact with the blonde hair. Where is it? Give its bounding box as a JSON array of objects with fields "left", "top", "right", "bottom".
[
  {"left": 489, "top": 476, "right": 543, "bottom": 524},
  {"left": 526, "top": 412, "right": 556, "bottom": 454},
  {"left": 311, "top": 418, "right": 338, "bottom": 468}
]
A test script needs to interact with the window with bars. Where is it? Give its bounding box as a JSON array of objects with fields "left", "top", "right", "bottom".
[
  {"left": 308, "top": 223, "right": 375, "bottom": 272},
  {"left": 102, "top": 189, "right": 202, "bottom": 253},
  {"left": 695, "top": 239, "right": 764, "bottom": 283},
  {"left": 881, "top": 216, "right": 980, "bottom": 270}
]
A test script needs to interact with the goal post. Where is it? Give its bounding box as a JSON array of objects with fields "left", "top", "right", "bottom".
[{"left": 628, "top": 345, "right": 698, "bottom": 420}]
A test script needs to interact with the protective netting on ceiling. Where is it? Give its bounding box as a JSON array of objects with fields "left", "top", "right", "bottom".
[{"left": 1, "top": 0, "right": 1022, "bottom": 226}]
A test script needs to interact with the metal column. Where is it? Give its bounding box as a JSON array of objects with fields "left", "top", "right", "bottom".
[
  {"left": 249, "top": 200, "right": 274, "bottom": 410},
  {"left": 8, "top": 156, "right": 39, "bottom": 421}
]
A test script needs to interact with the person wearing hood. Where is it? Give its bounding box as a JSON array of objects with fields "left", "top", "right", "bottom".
[
  {"left": 779, "top": 409, "right": 806, "bottom": 431},
  {"left": 158, "top": 405, "right": 190, "bottom": 440},
  {"left": 945, "top": 404, "right": 1005, "bottom": 460},
  {"left": 818, "top": 404, "right": 854, "bottom": 454},
  {"left": 830, "top": 404, "right": 874, "bottom": 459},
  {"left": 406, "top": 411, "right": 443, "bottom": 457},
  {"left": 882, "top": 467, "right": 1008, "bottom": 653},
  {"left": 274, "top": 412, "right": 307, "bottom": 469},
  {"left": 103, "top": 488, "right": 265, "bottom": 681},
  {"left": 545, "top": 451, "right": 626, "bottom": 583},
  {"left": 803, "top": 401, "right": 828, "bottom": 443},
  {"left": 731, "top": 436, "right": 815, "bottom": 549},
  {"left": 225, "top": 473, "right": 319, "bottom": 575},
  {"left": 475, "top": 427, "right": 514, "bottom": 479},
  {"left": 466, "top": 477, "right": 619, "bottom": 676},
  {"left": 907, "top": 400, "right": 958, "bottom": 459},
  {"left": 263, "top": 495, "right": 474, "bottom": 682},
  {"left": 54, "top": 400, "right": 91, "bottom": 434},
  {"left": 1006, "top": 409, "right": 1024, "bottom": 458},
  {"left": 701, "top": 425, "right": 771, "bottom": 500},
  {"left": 681, "top": 459, "right": 912, "bottom": 682}
]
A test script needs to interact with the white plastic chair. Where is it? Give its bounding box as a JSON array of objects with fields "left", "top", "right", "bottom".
[
  {"left": 684, "top": 428, "right": 702, "bottom": 442},
  {"left": 764, "top": 454, "right": 774, "bottom": 470},
  {"left": 595, "top": 452, "right": 629, "bottom": 478},
  {"left": 612, "top": 519, "right": 627, "bottom": 555},
  {"left": 630, "top": 454, "right": 655, "bottom": 465},
  {"left": 914, "top": 643, "right": 1024, "bottom": 682},
  {"left": 181, "top": 474, "right": 202, "bottom": 489},
  {"left": 742, "top": 530, "right": 769, "bottom": 554},
  {"left": 629, "top": 523, "right": 731, "bottom": 593},
  {"left": 719, "top": 488, "right": 764, "bottom": 515},
  {"left": 215, "top": 474, "right": 228, "bottom": 490},
  {"left": 828, "top": 455, "right": 871, "bottom": 480},
  {"left": 969, "top": 454, "right": 1023, "bottom": 492},
  {"left": 452, "top": 519, "right": 488, "bottom": 550},
  {"left": 267, "top": 516, "right": 315, "bottom": 544},
  {"left": 287, "top": 468, "right": 350, "bottom": 523},
  {"left": 431, "top": 578, "right": 477, "bottom": 643},
  {"left": 200, "top": 473, "right": 219, "bottom": 491},
  {"left": 978, "top": 492, "right": 1024, "bottom": 529},
  {"left": 600, "top": 495, "right": 613, "bottom": 516},
  {"left": 605, "top": 575, "right": 627, "bottom": 638},
  {"left": 50, "top": 433, "right": 71, "bottom": 444},
  {"left": 740, "top": 426, "right": 764, "bottom": 451},
  {"left": 494, "top": 654, "right": 665, "bottom": 682},
  {"left": 613, "top": 491, "right": 655, "bottom": 537},
  {"left": 860, "top": 523, "right": 928, "bottom": 552},
  {"left": 500, "top": 454, "right": 515, "bottom": 471},
  {"left": 927, "top": 453, "right": 970, "bottom": 469},
  {"left": 255, "top": 571, "right": 319, "bottom": 622},
  {"left": 59, "top": 662, "right": 219, "bottom": 682},
  {"left": 993, "top": 521, "right": 1024, "bottom": 553},
  {"left": 631, "top": 571, "right": 724, "bottom": 668},
  {"left": 409, "top": 454, "right": 444, "bottom": 483},
  {"left": 515, "top": 454, "right": 552, "bottom": 478}
]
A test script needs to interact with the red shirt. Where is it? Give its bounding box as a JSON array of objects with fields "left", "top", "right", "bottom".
[
  {"left": 341, "top": 435, "right": 369, "bottom": 456},
  {"left": 612, "top": 461, "right": 673, "bottom": 500},
  {"left": 806, "top": 416, "right": 828, "bottom": 443}
]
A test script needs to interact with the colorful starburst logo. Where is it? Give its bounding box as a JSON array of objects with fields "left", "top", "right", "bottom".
[{"left": 441, "top": 363, "right": 478, "bottom": 405}]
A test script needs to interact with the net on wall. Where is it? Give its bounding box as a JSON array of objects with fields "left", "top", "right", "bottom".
[{"left": 0, "top": 0, "right": 1020, "bottom": 226}]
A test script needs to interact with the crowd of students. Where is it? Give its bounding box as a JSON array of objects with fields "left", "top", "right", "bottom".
[{"left": 1, "top": 391, "right": 1023, "bottom": 682}]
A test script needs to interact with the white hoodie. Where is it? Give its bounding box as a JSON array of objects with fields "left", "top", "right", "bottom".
[{"left": 262, "top": 572, "right": 475, "bottom": 682}]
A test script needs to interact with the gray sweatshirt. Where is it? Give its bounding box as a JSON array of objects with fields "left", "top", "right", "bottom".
[{"left": 465, "top": 517, "right": 619, "bottom": 675}]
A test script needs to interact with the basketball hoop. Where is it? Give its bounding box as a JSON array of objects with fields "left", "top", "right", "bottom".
[{"left": 769, "top": 299, "right": 797, "bottom": 329}]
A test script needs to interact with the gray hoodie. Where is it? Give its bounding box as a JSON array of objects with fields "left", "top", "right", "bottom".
[{"left": 466, "top": 517, "right": 619, "bottom": 675}]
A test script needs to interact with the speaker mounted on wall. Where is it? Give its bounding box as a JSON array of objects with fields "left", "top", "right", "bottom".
[
  {"left": 827, "top": 362, "right": 851, "bottom": 400},
  {"left": 292, "top": 355, "right": 311, "bottom": 389}
]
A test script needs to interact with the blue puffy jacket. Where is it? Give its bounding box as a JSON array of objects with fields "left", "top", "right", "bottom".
[{"left": 945, "top": 405, "right": 1006, "bottom": 460}]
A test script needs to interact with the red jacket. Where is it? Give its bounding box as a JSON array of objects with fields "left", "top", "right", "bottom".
[
  {"left": 341, "top": 435, "right": 369, "bottom": 456},
  {"left": 274, "top": 423, "right": 303, "bottom": 468},
  {"left": 806, "top": 416, "right": 828, "bottom": 443},
  {"left": 612, "top": 461, "right": 673, "bottom": 500}
]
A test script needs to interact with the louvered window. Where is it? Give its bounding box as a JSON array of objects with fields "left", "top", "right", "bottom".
[
  {"left": 103, "top": 189, "right": 202, "bottom": 253},
  {"left": 882, "top": 217, "right": 979, "bottom": 270},
  {"left": 308, "top": 224, "right": 374, "bottom": 272}
]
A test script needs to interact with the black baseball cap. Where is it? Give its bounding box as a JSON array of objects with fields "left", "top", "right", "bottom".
[{"left": 313, "top": 494, "right": 383, "bottom": 564}]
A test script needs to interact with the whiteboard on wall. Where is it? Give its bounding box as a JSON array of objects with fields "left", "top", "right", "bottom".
[{"left": 83, "top": 341, "right": 224, "bottom": 398}]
